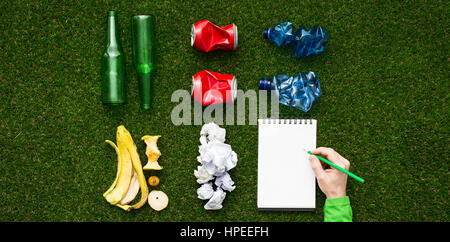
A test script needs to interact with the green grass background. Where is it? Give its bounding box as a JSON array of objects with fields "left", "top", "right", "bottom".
[{"left": 0, "top": 0, "right": 448, "bottom": 222}]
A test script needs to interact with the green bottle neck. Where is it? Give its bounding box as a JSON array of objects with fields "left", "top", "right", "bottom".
[{"left": 107, "top": 12, "right": 119, "bottom": 46}]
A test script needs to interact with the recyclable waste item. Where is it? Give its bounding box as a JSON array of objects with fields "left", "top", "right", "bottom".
[
  {"left": 191, "top": 70, "right": 237, "bottom": 106},
  {"left": 259, "top": 72, "right": 321, "bottom": 112},
  {"left": 101, "top": 11, "right": 127, "bottom": 106},
  {"left": 148, "top": 190, "right": 169, "bottom": 211},
  {"left": 141, "top": 135, "right": 162, "bottom": 170},
  {"left": 148, "top": 176, "right": 160, "bottom": 187},
  {"left": 132, "top": 15, "right": 157, "bottom": 109},
  {"left": 263, "top": 22, "right": 328, "bottom": 57},
  {"left": 194, "top": 122, "right": 238, "bottom": 210},
  {"left": 103, "top": 125, "right": 149, "bottom": 211},
  {"left": 191, "top": 20, "right": 238, "bottom": 52},
  {"left": 204, "top": 187, "right": 226, "bottom": 210},
  {"left": 197, "top": 182, "right": 214, "bottom": 200}
]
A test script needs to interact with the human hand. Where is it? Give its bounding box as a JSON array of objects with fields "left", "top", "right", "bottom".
[{"left": 308, "top": 147, "right": 350, "bottom": 199}]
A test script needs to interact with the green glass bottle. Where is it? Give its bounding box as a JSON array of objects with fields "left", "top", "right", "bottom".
[
  {"left": 131, "top": 15, "right": 157, "bottom": 110},
  {"left": 101, "top": 11, "right": 127, "bottom": 106}
]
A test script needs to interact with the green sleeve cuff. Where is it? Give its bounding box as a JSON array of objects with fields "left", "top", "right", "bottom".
[
  {"left": 324, "top": 196, "right": 353, "bottom": 222},
  {"left": 325, "top": 196, "right": 351, "bottom": 207}
]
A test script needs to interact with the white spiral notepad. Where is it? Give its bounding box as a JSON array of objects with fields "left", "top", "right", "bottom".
[{"left": 257, "top": 119, "right": 317, "bottom": 211}]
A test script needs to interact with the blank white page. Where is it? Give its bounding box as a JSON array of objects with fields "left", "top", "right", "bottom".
[{"left": 257, "top": 119, "right": 317, "bottom": 211}]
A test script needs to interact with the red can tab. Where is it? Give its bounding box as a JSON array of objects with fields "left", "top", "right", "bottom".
[
  {"left": 191, "top": 20, "right": 238, "bottom": 52},
  {"left": 191, "top": 70, "right": 237, "bottom": 106}
]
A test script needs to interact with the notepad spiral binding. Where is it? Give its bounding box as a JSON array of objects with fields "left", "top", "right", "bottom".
[{"left": 258, "top": 118, "right": 314, "bottom": 124}]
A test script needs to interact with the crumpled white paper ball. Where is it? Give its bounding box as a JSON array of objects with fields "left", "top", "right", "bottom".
[
  {"left": 200, "top": 122, "right": 226, "bottom": 145},
  {"left": 194, "top": 165, "right": 214, "bottom": 184},
  {"left": 204, "top": 187, "right": 227, "bottom": 210},
  {"left": 199, "top": 141, "right": 237, "bottom": 176},
  {"left": 197, "top": 182, "right": 214, "bottom": 200},
  {"left": 215, "top": 172, "right": 235, "bottom": 192}
]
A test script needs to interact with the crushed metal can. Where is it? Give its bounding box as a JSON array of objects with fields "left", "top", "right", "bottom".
[
  {"left": 191, "top": 70, "right": 237, "bottom": 106},
  {"left": 191, "top": 20, "right": 238, "bottom": 52}
]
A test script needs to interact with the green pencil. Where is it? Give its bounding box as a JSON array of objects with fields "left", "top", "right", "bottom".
[{"left": 304, "top": 149, "right": 365, "bottom": 183}]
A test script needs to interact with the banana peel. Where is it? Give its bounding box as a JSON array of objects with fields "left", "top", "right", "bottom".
[
  {"left": 116, "top": 126, "right": 149, "bottom": 211},
  {"left": 103, "top": 125, "right": 149, "bottom": 211},
  {"left": 141, "top": 135, "right": 163, "bottom": 170}
]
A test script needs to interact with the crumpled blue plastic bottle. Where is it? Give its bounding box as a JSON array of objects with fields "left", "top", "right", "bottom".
[
  {"left": 259, "top": 72, "right": 321, "bottom": 112},
  {"left": 263, "top": 22, "right": 328, "bottom": 57}
]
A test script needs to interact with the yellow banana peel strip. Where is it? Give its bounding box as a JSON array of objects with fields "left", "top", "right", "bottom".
[
  {"left": 141, "top": 135, "right": 163, "bottom": 170},
  {"left": 117, "top": 125, "right": 149, "bottom": 211},
  {"left": 103, "top": 134, "right": 133, "bottom": 205},
  {"left": 103, "top": 140, "right": 121, "bottom": 197}
]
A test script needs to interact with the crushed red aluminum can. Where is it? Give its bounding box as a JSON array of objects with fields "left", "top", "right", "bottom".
[
  {"left": 191, "top": 70, "right": 237, "bottom": 106},
  {"left": 191, "top": 20, "right": 238, "bottom": 52}
]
